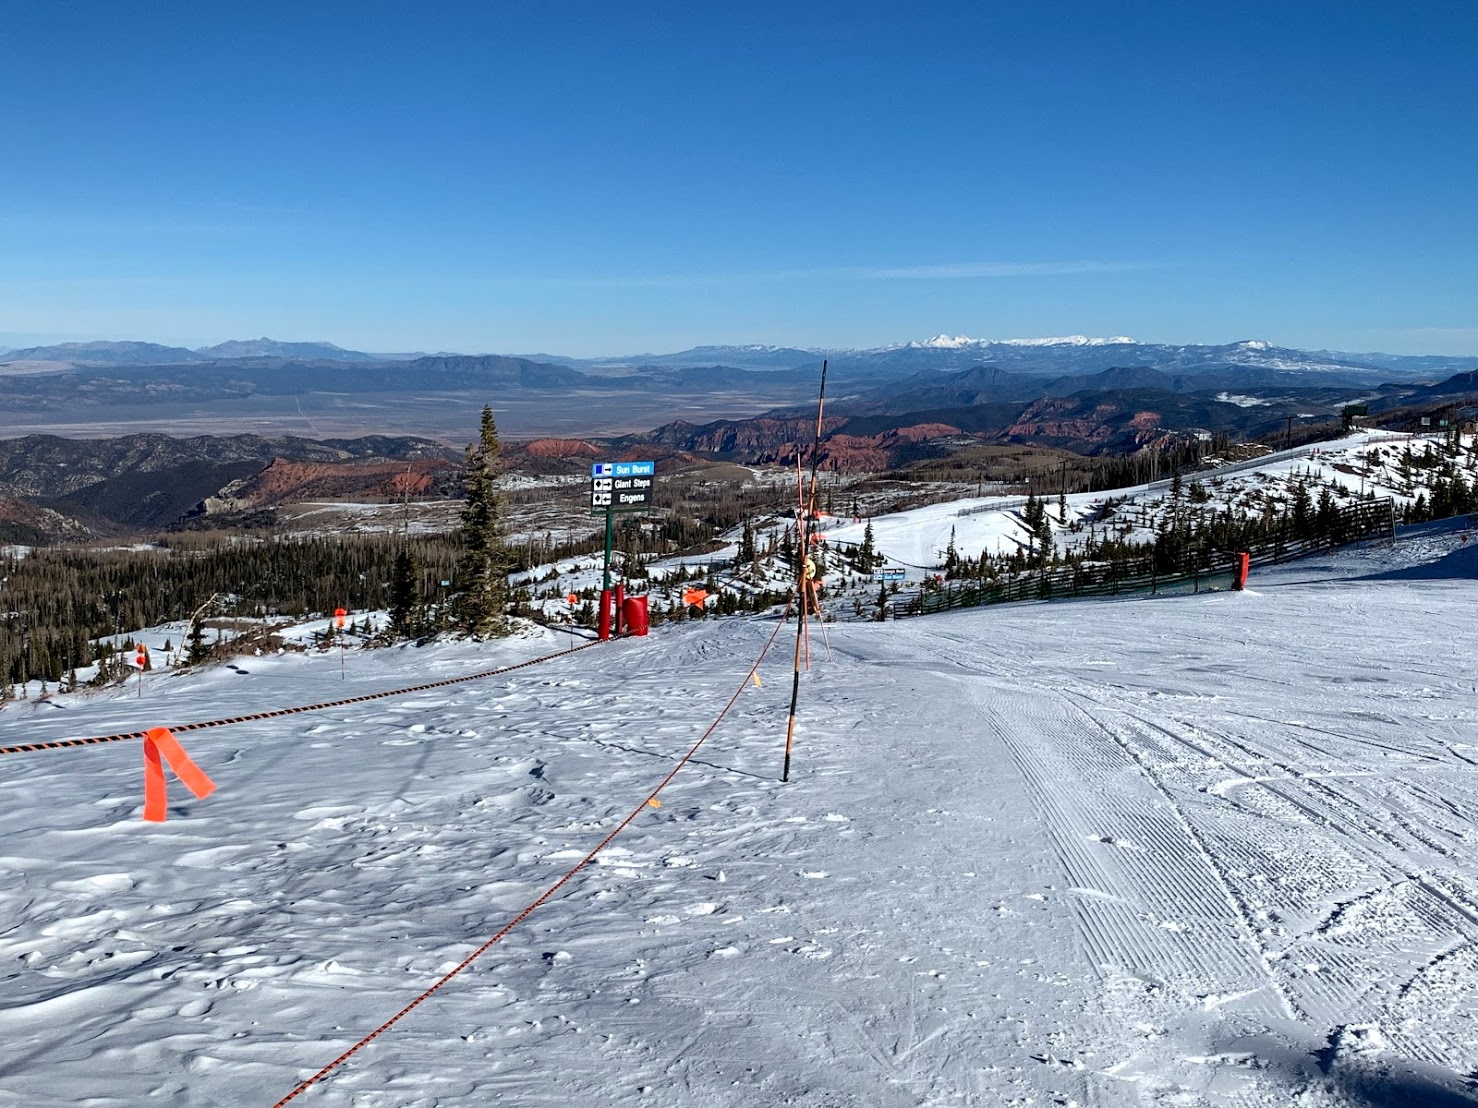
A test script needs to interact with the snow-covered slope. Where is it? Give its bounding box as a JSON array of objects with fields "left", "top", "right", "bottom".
[
  {"left": 3, "top": 519, "right": 1477, "bottom": 1105},
  {"left": 815, "top": 429, "right": 1433, "bottom": 572}
]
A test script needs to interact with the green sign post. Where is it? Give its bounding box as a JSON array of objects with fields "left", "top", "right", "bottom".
[{"left": 590, "top": 461, "right": 655, "bottom": 639}]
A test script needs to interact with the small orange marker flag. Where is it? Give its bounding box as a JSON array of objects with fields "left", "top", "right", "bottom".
[
  {"left": 142, "top": 727, "right": 217, "bottom": 822},
  {"left": 334, "top": 607, "right": 348, "bottom": 630},
  {"left": 647, "top": 797, "right": 661, "bottom": 809},
  {"left": 566, "top": 593, "right": 579, "bottom": 605},
  {"left": 752, "top": 672, "right": 763, "bottom": 688}
]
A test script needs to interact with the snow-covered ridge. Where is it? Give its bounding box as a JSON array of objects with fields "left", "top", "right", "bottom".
[
  {"left": 1214, "top": 391, "right": 1273, "bottom": 407},
  {"left": 992, "top": 334, "right": 1138, "bottom": 347},
  {"left": 683, "top": 344, "right": 789, "bottom": 354},
  {"left": 890, "top": 334, "right": 1139, "bottom": 351}
]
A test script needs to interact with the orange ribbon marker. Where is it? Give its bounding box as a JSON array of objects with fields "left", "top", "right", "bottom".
[
  {"left": 334, "top": 607, "right": 348, "bottom": 630},
  {"left": 142, "top": 727, "right": 217, "bottom": 822}
]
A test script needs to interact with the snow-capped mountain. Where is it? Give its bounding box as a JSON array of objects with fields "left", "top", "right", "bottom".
[
  {"left": 565, "top": 336, "right": 1428, "bottom": 384},
  {"left": 2, "top": 334, "right": 1470, "bottom": 388},
  {"left": 897, "top": 334, "right": 1139, "bottom": 350}
]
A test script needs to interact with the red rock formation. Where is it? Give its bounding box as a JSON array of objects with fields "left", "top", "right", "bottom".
[
  {"left": 518, "top": 438, "right": 604, "bottom": 459},
  {"left": 229, "top": 458, "right": 457, "bottom": 505}
]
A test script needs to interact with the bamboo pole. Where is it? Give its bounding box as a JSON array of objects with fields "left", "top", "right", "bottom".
[{"left": 782, "top": 361, "right": 828, "bottom": 783}]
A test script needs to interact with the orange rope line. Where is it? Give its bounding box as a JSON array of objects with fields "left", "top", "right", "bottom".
[
  {"left": 270, "top": 615, "right": 788, "bottom": 1106},
  {"left": 0, "top": 640, "right": 603, "bottom": 757}
]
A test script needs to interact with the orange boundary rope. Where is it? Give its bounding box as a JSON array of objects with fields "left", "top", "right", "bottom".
[
  {"left": 0, "top": 640, "right": 603, "bottom": 757},
  {"left": 269, "top": 616, "right": 788, "bottom": 1106}
]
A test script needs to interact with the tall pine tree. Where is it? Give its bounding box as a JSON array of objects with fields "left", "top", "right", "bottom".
[
  {"left": 388, "top": 548, "right": 421, "bottom": 638},
  {"left": 453, "top": 406, "right": 515, "bottom": 637}
]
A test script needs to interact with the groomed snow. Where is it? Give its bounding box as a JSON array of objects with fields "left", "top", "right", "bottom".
[{"left": 2, "top": 528, "right": 1477, "bottom": 1105}]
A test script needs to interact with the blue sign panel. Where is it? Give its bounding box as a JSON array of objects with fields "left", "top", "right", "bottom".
[
  {"left": 590, "top": 460, "right": 656, "bottom": 511},
  {"left": 592, "top": 460, "right": 655, "bottom": 478}
]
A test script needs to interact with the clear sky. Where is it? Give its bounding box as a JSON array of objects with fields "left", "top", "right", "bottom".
[{"left": 2, "top": 0, "right": 1474, "bottom": 356}]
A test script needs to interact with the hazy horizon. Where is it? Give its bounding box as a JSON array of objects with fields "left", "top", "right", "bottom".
[{"left": 3, "top": 330, "right": 1477, "bottom": 362}]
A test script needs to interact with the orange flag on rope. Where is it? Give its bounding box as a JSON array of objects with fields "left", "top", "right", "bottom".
[
  {"left": 683, "top": 588, "right": 708, "bottom": 607},
  {"left": 142, "top": 727, "right": 217, "bottom": 822}
]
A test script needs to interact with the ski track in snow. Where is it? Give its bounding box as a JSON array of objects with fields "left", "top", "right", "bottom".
[{"left": 3, "top": 536, "right": 1478, "bottom": 1105}]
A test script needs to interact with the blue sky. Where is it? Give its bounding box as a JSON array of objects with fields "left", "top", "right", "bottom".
[{"left": 2, "top": 0, "right": 1474, "bottom": 356}]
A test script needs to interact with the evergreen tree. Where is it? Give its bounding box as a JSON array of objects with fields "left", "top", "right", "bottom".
[
  {"left": 1453, "top": 472, "right": 1472, "bottom": 515},
  {"left": 389, "top": 549, "right": 420, "bottom": 638},
  {"left": 185, "top": 617, "right": 211, "bottom": 665},
  {"left": 1290, "top": 481, "right": 1314, "bottom": 538},
  {"left": 855, "top": 520, "right": 878, "bottom": 572},
  {"left": 1022, "top": 490, "right": 1045, "bottom": 534},
  {"left": 622, "top": 533, "right": 647, "bottom": 579},
  {"left": 1430, "top": 476, "right": 1452, "bottom": 521},
  {"left": 778, "top": 525, "right": 796, "bottom": 572},
  {"left": 1315, "top": 487, "right": 1338, "bottom": 542},
  {"left": 452, "top": 406, "right": 515, "bottom": 636}
]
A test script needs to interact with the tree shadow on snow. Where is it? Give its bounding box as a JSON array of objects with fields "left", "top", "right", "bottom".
[
  {"left": 1219, "top": 1027, "right": 1478, "bottom": 1107},
  {"left": 1355, "top": 541, "right": 1478, "bottom": 582}
]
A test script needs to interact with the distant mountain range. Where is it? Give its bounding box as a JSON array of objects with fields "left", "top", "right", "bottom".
[
  {"left": 5, "top": 334, "right": 1477, "bottom": 383},
  {"left": 5, "top": 361, "right": 1478, "bottom": 541},
  {"left": 4, "top": 335, "right": 1478, "bottom": 473},
  {"left": 0, "top": 338, "right": 425, "bottom": 365},
  {"left": 530, "top": 336, "right": 1478, "bottom": 383},
  {"left": 617, "top": 349, "right": 1478, "bottom": 465}
]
